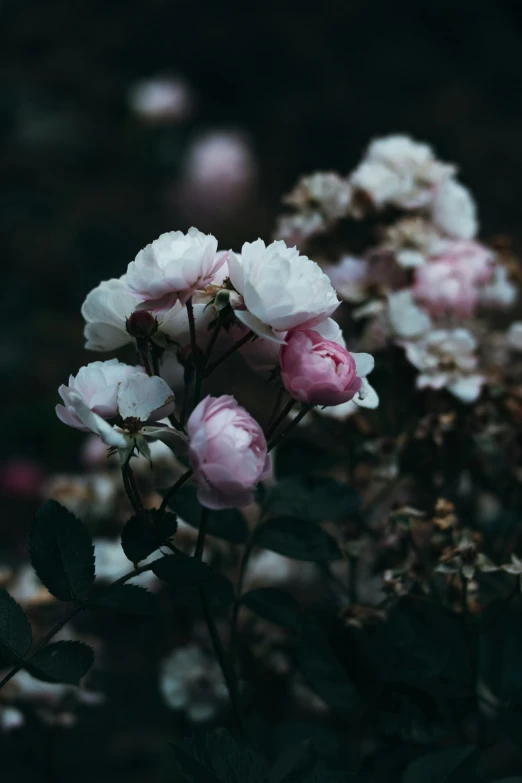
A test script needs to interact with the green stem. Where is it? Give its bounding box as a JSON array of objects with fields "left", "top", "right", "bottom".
[
  {"left": 267, "top": 404, "right": 313, "bottom": 451},
  {"left": 266, "top": 394, "right": 294, "bottom": 440},
  {"left": 194, "top": 507, "right": 210, "bottom": 560},
  {"left": 158, "top": 469, "right": 193, "bottom": 517},
  {"left": 0, "top": 560, "right": 157, "bottom": 692},
  {"left": 204, "top": 330, "right": 254, "bottom": 377}
]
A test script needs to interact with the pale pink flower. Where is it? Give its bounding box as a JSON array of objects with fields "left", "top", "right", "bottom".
[
  {"left": 400, "top": 328, "right": 484, "bottom": 403},
  {"left": 125, "top": 228, "right": 227, "bottom": 311},
  {"left": 228, "top": 239, "right": 339, "bottom": 343},
  {"left": 412, "top": 240, "right": 494, "bottom": 317},
  {"left": 56, "top": 360, "right": 144, "bottom": 431},
  {"left": 279, "top": 328, "right": 375, "bottom": 407},
  {"left": 58, "top": 373, "right": 184, "bottom": 464},
  {"left": 187, "top": 395, "right": 271, "bottom": 509}
]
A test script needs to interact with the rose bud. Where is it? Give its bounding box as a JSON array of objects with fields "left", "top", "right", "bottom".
[
  {"left": 280, "top": 328, "right": 374, "bottom": 407},
  {"left": 187, "top": 395, "right": 271, "bottom": 509},
  {"left": 126, "top": 309, "right": 158, "bottom": 339}
]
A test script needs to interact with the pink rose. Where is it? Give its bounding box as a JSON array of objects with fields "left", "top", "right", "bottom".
[
  {"left": 280, "top": 328, "right": 375, "bottom": 407},
  {"left": 187, "top": 396, "right": 271, "bottom": 510},
  {"left": 413, "top": 240, "right": 494, "bottom": 318}
]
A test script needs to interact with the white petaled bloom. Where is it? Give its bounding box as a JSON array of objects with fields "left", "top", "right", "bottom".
[
  {"left": 479, "top": 265, "right": 517, "bottom": 310},
  {"left": 273, "top": 211, "right": 325, "bottom": 247},
  {"left": 350, "top": 135, "right": 455, "bottom": 213},
  {"left": 59, "top": 373, "right": 185, "bottom": 464},
  {"left": 431, "top": 179, "right": 478, "bottom": 240},
  {"left": 400, "top": 328, "right": 485, "bottom": 403},
  {"left": 324, "top": 256, "right": 370, "bottom": 303},
  {"left": 283, "top": 172, "right": 352, "bottom": 220},
  {"left": 81, "top": 278, "right": 137, "bottom": 352},
  {"left": 159, "top": 644, "right": 228, "bottom": 723},
  {"left": 56, "top": 360, "right": 144, "bottom": 431},
  {"left": 125, "top": 228, "right": 226, "bottom": 312},
  {"left": 387, "top": 291, "right": 433, "bottom": 339},
  {"left": 227, "top": 239, "right": 340, "bottom": 343},
  {"left": 128, "top": 76, "right": 193, "bottom": 123},
  {"left": 506, "top": 322, "right": 522, "bottom": 352}
]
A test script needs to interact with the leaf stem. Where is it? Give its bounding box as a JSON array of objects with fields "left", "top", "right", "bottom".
[
  {"left": 0, "top": 561, "right": 156, "bottom": 693},
  {"left": 158, "top": 469, "right": 194, "bottom": 517},
  {"left": 204, "top": 330, "right": 254, "bottom": 377},
  {"left": 267, "top": 403, "right": 313, "bottom": 451},
  {"left": 266, "top": 395, "right": 294, "bottom": 440}
]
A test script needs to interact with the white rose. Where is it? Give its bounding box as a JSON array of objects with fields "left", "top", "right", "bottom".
[
  {"left": 432, "top": 179, "right": 478, "bottom": 240},
  {"left": 227, "top": 239, "right": 339, "bottom": 343},
  {"left": 125, "top": 227, "right": 226, "bottom": 311},
  {"left": 81, "top": 277, "right": 136, "bottom": 352},
  {"left": 56, "top": 360, "right": 144, "bottom": 431}
]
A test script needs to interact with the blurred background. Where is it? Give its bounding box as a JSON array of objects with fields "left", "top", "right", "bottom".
[{"left": 2, "top": 0, "right": 522, "bottom": 778}]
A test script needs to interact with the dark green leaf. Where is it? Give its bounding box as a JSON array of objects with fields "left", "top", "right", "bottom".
[
  {"left": 171, "top": 729, "right": 269, "bottom": 783},
  {"left": 88, "top": 584, "right": 160, "bottom": 615},
  {"left": 201, "top": 574, "right": 236, "bottom": 609},
  {"left": 27, "top": 641, "right": 94, "bottom": 685},
  {"left": 254, "top": 518, "right": 341, "bottom": 561},
  {"left": 121, "top": 510, "right": 178, "bottom": 563},
  {"left": 263, "top": 476, "right": 359, "bottom": 522},
  {"left": 29, "top": 500, "right": 95, "bottom": 601},
  {"left": 153, "top": 554, "right": 212, "bottom": 587},
  {"left": 402, "top": 746, "right": 479, "bottom": 783},
  {"left": 165, "top": 485, "right": 248, "bottom": 543},
  {"left": 270, "top": 740, "right": 315, "bottom": 783},
  {"left": 297, "top": 627, "right": 359, "bottom": 713},
  {"left": 274, "top": 439, "right": 332, "bottom": 479},
  {"left": 242, "top": 588, "right": 302, "bottom": 631},
  {"left": 0, "top": 589, "right": 32, "bottom": 663}
]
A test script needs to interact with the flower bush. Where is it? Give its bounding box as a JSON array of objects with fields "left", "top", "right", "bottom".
[{"left": 5, "top": 134, "right": 522, "bottom": 781}]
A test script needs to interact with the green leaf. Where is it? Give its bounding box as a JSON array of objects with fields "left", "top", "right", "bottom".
[
  {"left": 165, "top": 485, "right": 248, "bottom": 543},
  {"left": 402, "top": 746, "right": 479, "bottom": 783},
  {"left": 29, "top": 500, "right": 95, "bottom": 602},
  {"left": 87, "top": 584, "right": 160, "bottom": 615},
  {"left": 121, "top": 510, "right": 178, "bottom": 564},
  {"left": 27, "top": 641, "right": 94, "bottom": 685},
  {"left": 270, "top": 740, "right": 315, "bottom": 783},
  {"left": 152, "top": 554, "right": 212, "bottom": 587},
  {"left": 253, "top": 518, "right": 341, "bottom": 562},
  {"left": 0, "top": 589, "right": 32, "bottom": 663},
  {"left": 297, "top": 627, "right": 359, "bottom": 713},
  {"left": 274, "top": 439, "right": 332, "bottom": 479},
  {"left": 263, "top": 476, "right": 359, "bottom": 522},
  {"left": 201, "top": 574, "right": 236, "bottom": 609},
  {"left": 242, "top": 588, "right": 302, "bottom": 631},
  {"left": 171, "top": 729, "right": 269, "bottom": 783}
]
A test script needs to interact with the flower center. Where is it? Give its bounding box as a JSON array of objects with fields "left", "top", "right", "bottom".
[{"left": 121, "top": 416, "right": 142, "bottom": 434}]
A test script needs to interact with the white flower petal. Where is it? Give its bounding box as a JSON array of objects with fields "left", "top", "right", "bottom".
[
  {"left": 351, "top": 352, "right": 375, "bottom": 378},
  {"left": 117, "top": 374, "right": 175, "bottom": 422},
  {"left": 234, "top": 310, "right": 287, "bottom": 344},
  {"left": 67, "top": 393, "right": 128, "bottom": 448},
  {"left": 352, "top": 378, "right": 379, "bottom": 409}
]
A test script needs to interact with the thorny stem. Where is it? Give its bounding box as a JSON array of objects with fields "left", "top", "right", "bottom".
[
  {"left": 186, "top": 297, "right": 198, "bottom": 361},
  {"left": 194, "top": 507, "right": 210, "bottom": 561},
  {"left": 266, "top": 395, "right": 294, "bottom": 441},
  {"left": 0, "top": 561, "right": 157, "bottom": 693},
  {"left": 122, "top": 463, "right": 140, "bottom": 514},
  {"left": 230, "top": 537, "right": 256, "bottom": 651},
  {"left": 136, "top": 337, "right": 153, "bottom": 377},
  {"left": 158, "top": 469, "right": 194, "bottom": 517},
  {"left": 204, "top": 331, "right": 255, "bottom": 377},
  {"left": 267, "top": 404, "right": 313, "bottom": 451},
  {"left": 193, "top": 505, "right": 245, "bottom": 735},
  {"left": 203, "top": 322, "right": 222, "bottom": 366}
]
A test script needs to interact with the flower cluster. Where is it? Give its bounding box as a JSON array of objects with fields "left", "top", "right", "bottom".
[
  {"left": 275, "top": 134, "right": 521, "bottom": 406},
  {"left": 58, "top": 227, "right": 377, "bottom": 507}
]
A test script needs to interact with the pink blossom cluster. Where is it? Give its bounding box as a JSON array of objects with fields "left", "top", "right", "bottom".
[
  {"left": 57, "top": 227, "right": 377, "bottom": 508},
  {"left": 275, "top": 134, "right": 521, "bottom": 406}
]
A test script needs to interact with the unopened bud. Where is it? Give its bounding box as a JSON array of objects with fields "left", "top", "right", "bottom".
[
  {"left": 214, "top": 289, "right": 231, "bottom": 313},
  {"left": 126, "top": 310, "right": 158, "bottom": 339}
]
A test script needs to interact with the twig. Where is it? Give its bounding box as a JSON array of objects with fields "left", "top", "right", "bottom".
[
  {"left": 204, "top": 331, "right": 254, "bottom": 377},
  {"left": 159, "top": 469, "right": 193, "bottom": 516}
]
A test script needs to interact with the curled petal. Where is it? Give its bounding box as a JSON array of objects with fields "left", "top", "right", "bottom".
[{"left": 117, "top": 374, "right": 175, "bottom": 422}]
